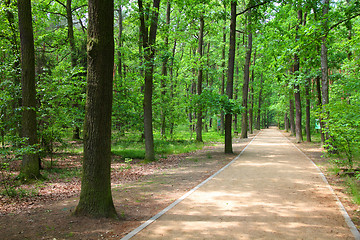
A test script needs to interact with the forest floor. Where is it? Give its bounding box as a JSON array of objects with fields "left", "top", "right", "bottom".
[{"left": 0, "top": 128, "right": 359, "bottom": 239}]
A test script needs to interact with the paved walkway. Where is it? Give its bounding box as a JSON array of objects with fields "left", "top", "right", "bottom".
[{"left": 123, "top": 128, "right": 359, "bottom": 239}]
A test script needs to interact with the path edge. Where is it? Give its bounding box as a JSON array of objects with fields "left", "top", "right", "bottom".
[
  {"left": 120, "top": 131, "right": 261, "bottom": 240},
  {"left": 282, "top": 131, "right": 360, "bottom": 240}
]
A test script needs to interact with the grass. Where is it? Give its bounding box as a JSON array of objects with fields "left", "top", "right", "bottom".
[
  {"left": 345, "top": 177, "right": 360, "bottom": 204},
  {"left": 111, "top": 126, "right": 224, "bottom": 160}
]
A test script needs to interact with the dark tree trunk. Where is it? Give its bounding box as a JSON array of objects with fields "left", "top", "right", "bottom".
[
  {"left": 289, "top": 95, "right": 296, "bottom": 136},
  {"left": 138, "top": 0, "right": 161, "bottom": 161},
  {"left": 316, "top": 76, "right": 325, "bottom": 143},
  {"left": 284, "top": 112, "right": 289, "bottom": 132},
  {"left": 117, "top": 6, "right": 123, "bottom": 79},
  {"left": 256, "top": 73, "right": 263, "bottom": 130},
  {"left": 321, "top": 0, "right": 330, "bottom": 143},
  {"left": 249, "top": 50, "right": 256, "bottom": 134},
  {"left": 67, "top": 0, "right": 76, "bottom": 68},
  {"left": 293, "top": 10, "right": 303, "bottom": 143},
  {"left": 220, "top": 24, "right": 226, "bottom": 135},
  {"left": 160, "top": 0, "right": 171, "bottom": 136},
  {"left": 66, "top": 0, "right": 81, "bottom": 140},
  {"left": 225, "top": 0, "right": 236, "bottom": 153},
  {"left": 240, "top": 14, "right": 252, "bottom": 139},
  {"left": 74, "top": 0, "right": 117, "bottom": 219},
  {"left": 305, "top": 77, "right": 311, "bottom": 142},
  {"left": 196, "top": 15, "right": 204, "bottom": 142},
  {"left": 18, "top": 0, "right": 40, "bottom": 180}
]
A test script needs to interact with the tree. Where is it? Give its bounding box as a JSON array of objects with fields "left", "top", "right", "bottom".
[
  {"left": 240, "top": 11, "right": 253, "bottom": 139},
  {"left": 224, "top": 0, "right": 236, "bottom": 154},
  {"left": 138, "top": 0, "right": 161, "bottom": 161},
  {"left": 18, "top": 0, "right": 40, "bottom": 180},
  {"left": 293, "top": 9, "right": 303, "bottom": 143},
  {"left": 196, "top": 14, "right": 204, "bottom": 142},
  {"left": 74, "top": 0, "right": 117, "bottom": 218}
]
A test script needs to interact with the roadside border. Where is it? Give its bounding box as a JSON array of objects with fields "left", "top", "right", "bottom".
[{"left": 120, "top": 131, "right": 261, "bottom": 240}]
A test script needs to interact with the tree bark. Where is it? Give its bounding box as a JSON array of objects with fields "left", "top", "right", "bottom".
[
  {"left": 160, "top": 0, "right": 171, "bottom": 136},
  {"left": 293, "top": 10, "right": 303, "bottom": 143},
  {"left": 220, "top": 25, "right": 226, "bottom": 135},
  {"left": 240, "top": 13, "right": 252, "bottom": 139},
  {"left": 249, "top": 50, "right": 256, "bottom": 134},
  {"left": 284, "top": 112, "right": 289, "bottom": 132},
  {"left": 18, "top": 0, "right": 40, "bottom": 180},
  {"left": 74, "top": 0, "right": 117, "bottom": 219},
  {"left": 305, "top": 77, "right": 311, "bottom": 142},
  {"left": 196, "top": 15, "right": 204, "bottom": 142},
  {"left": 289, "top": 94, "right": 296, "bottom": 136},
  {"left": 117, "top": 6, "right": 123, "bottom": 79},
  {"left": 225, "top": 0, "right": 236, "bottom": 153},
  {"left": 138, "top": 0, "right": 161, "bottom": 161},
  {"left": 315, "top": 75, "right": 325, "bottom": 143},
  {"left": 321, "top": 0, "right": 330, "bottom": 142},
  {"left": 256, "top": 73, "right": 263, "bottom": 130}
]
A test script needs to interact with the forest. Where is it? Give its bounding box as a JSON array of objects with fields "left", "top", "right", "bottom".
[{"left": 1, "top": 0, "right": 360, "bottom": 219}]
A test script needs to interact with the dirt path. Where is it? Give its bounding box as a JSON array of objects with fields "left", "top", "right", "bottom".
[{"left": 125, "top": 128, "right": 359, "bottom": 240}]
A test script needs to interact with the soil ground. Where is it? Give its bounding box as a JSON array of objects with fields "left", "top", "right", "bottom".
[
  {"left": 0, "top": 132, "right": 257, "bottom": 240},
  {"left": 0, "top": 128, "right": 359, "bottom": 239}
]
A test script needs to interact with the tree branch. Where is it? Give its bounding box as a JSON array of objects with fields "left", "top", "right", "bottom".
[
  {"left": 54, "top": 0, "right": 66, "bottom": 9},
  {"left": 72, "top": 4, "right": 87, "bottom": 12},
  {"left": 328, "top": 12, "right": 360, "bottom": 33},
  {"left": 236, "top": 0, "right": 271, "bottom": 16},
  {"left": 45, "top": 10, "right": 66, "bottom": 17}
]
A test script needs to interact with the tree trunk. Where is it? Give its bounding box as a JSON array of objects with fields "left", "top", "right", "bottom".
[
  {"left": 321, "top": 0, "right": 330, "bottom": 142},
  {"left": 293, "top": 10, "right": 303, "bottom": 143},
  {"left": 117, "top": 6, "right": 123, "bottom": 79},
  {"left": 74, "top": 0, "right": 117, "bottom": 218},
  {"left": 18, "top": 0, "right": 40, "bottom": 180},
  {"left": 256, "top": 73, "right": 263, "bottom": 130},
  {"left": 305, "top": 77, "right": 311, "bottom": 142},
  {"left": 284, "top": 112, "right": 289, "bottom": 132},
  {"left": 160, "top": 0, "right": 171, "bottom": 136},
  {"left": 66, "top": 0, "right": 81, "bottom": 140},
  {"left": 138, "top": 0, "right": 161, "bottom": 161},
  {"left": 240, "top": 14, "right": 252, "bottom": 139},
  {"left": 249, "top": 50, "right": 256, "bottom": 134},
  {"left": 225, "top": 0, "right": 236, "bottom": 154},
  {"left": 220, "top": 24, "right": 226, "bottom": 135},
  {"left": 67, "top": 0, "right": 76, "bottom": 68},
  {"left": 196, "top": 15, "right": 204, "bottom": 142},
  {"left": 289, "top": 95, "right": 296, "bottom": 136},
  {"left": 316, "top": 76, "right": 325, "bottom": 143}
]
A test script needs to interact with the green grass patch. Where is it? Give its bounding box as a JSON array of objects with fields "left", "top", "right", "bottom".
[
  {"left": 345, "top": 177, "right": 360, "bottom": 204},
  {"left": 42, "top": 167, "right": 81, "bottom": 180}
]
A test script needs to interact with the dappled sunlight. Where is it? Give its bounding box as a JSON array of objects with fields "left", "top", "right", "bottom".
[{"left": 131, "top": 128, "right": 354, "bottom": 240}]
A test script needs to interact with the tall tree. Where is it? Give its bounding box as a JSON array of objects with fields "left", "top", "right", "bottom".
[
  {"left": 293, "top": 9, "right": 303, "bottom": 143},
  {"left": 320, "top": 0, "right": 330, "bottom": 142},
  {"left": 138, "top": 0, "right": 161, "bottom": 161},
  {"left": 18, "top": 0, "right": 40, "bottom": 180},
  {"left": 256, "top": 73, "right": 263, "bottom": 130},
  {"left": 196, "top": 14, "right": 204, "bottom": 142},
  {"left": 160, "top": 0, "right": 171, "bottom": 136},
  {"left": 225, "top": 0, "right": 236, "bottom": 153},
  {"left": 74, "top": 0, "right": 117, "bottom": 218},
  {"left": 240, "top": 12, "right": 253, "bottom": 139}
]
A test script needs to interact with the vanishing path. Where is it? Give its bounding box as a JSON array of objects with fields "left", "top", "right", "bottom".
[{"left": 124, "top": 128, "right": 359, "bottom": 239}]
